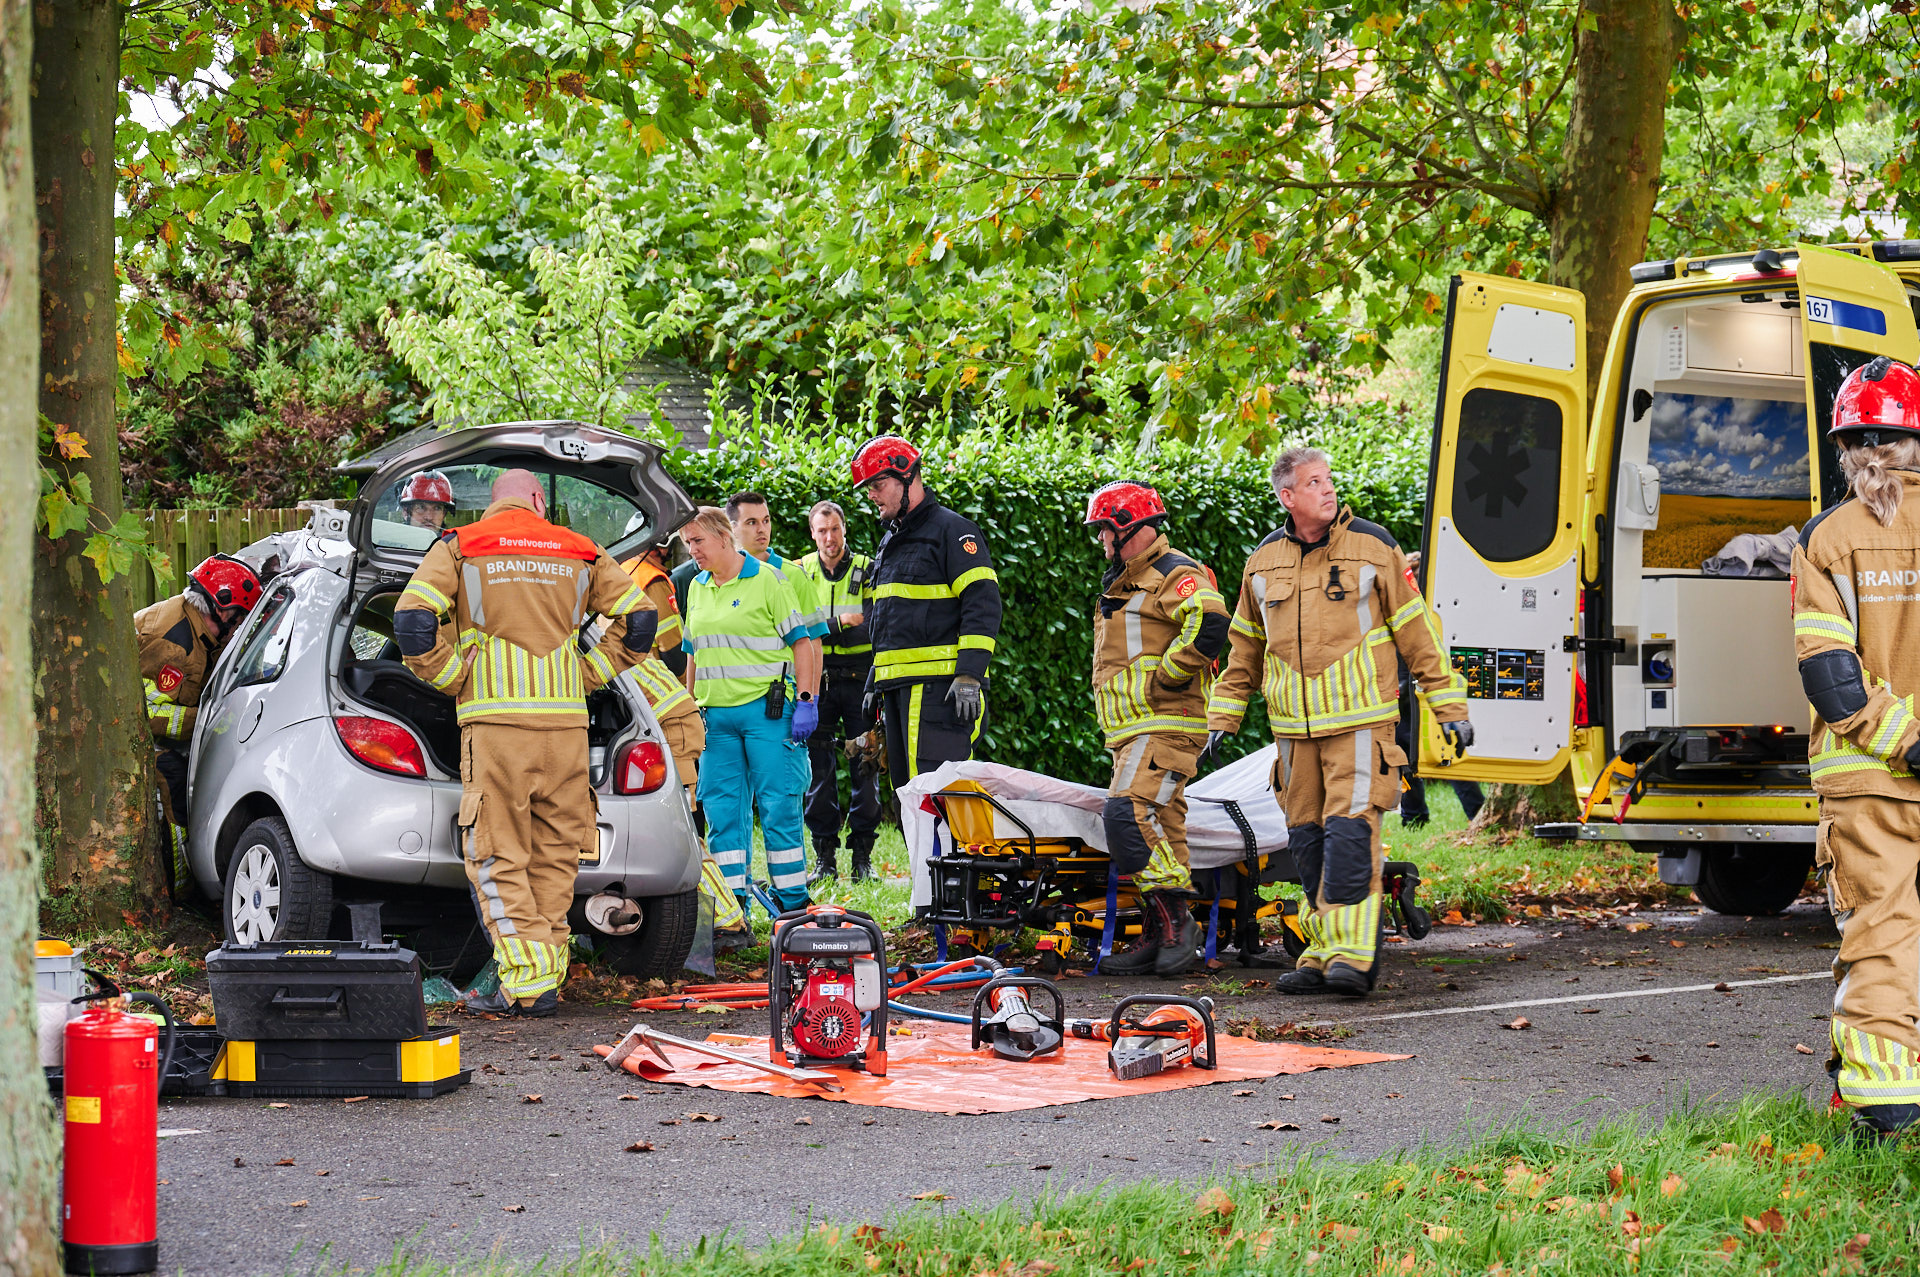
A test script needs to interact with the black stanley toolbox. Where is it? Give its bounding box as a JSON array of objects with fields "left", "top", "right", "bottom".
[{"left": 206, "top": 940, "right": 430, "bottom": 1040}]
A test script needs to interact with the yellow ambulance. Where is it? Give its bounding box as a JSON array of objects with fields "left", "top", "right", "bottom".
[{"left": 1416, "top": 241, "right": 1920, "bottom": 915}]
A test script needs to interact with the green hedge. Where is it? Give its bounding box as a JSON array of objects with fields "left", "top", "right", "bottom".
[{"left": 665, "top": 405, "right": 1429, "bottom": 786}]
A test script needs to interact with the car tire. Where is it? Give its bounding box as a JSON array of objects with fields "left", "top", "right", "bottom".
[
  {"left": 223, "top": 816, "right": 334, "bottom": 944},
  {"left": 601, "top": 889, "right": 699, "bottom": 978},
  {"left": 1692, "top": 844, "right": 1814, "bottom": 917}
]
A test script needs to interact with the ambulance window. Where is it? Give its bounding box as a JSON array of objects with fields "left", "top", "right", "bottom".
[{"left": 1450, "top": 388, "right": 1562, "bottom": 562}]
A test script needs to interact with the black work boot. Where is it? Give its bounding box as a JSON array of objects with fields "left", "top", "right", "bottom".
[
  {"left": 1322, "top": 962, "right": 1372, "bottom": 997},
  {"left": 1276, "top": 966, "right": 1329, "bottom": 994},
  {"left": 808, "top": 851, "right": 839, "bottom": 886},
  {"left": 1101, "top": 894, "right": 1169, "bottom": 975},
  {"left": 850, "top": 843, "right": 875, "bottom": 883},
  {"left": 1849, "top": 1103, "right": 1920, "bottom": 1145},
  {"left": 1155, "top": 894, "right": 1202, "bottom": 978}
]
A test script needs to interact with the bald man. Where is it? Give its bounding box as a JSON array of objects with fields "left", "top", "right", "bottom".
[{"left": 395, "top": 468, "right": 657, "bottom": 1016}]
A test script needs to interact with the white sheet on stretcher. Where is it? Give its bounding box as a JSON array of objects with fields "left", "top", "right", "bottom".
[{"left": 901, "top": 745, "right": 1288, "bottom": 909}]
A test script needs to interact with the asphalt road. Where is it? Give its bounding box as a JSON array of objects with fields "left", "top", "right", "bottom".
[{"left": 155, "top": 899, "right": 1841, "bottom": 1275}]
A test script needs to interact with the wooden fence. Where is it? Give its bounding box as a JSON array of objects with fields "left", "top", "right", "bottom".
[{"left": 126, "top": 507, "right": 312, "bottom": 612}]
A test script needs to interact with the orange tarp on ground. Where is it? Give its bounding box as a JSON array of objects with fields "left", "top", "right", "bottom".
[{"left": 593, "top": 1024, "right": 1407, "bottom": 1115}]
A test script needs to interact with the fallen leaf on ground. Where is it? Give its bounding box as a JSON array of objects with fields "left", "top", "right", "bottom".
[
  {"left": 618, "top": 1095, "right": 641, "bottom": 1102},
  {"left": 1633, "top": 1054, "right": 1655, "bottom": 1062},
  {"left": 1320, "top": 1115, "right": 1340, "bottom": 1124},
  {"left": 1745, "top": 1209, "right": 1786, "bottom": 1234},
  {"left": 624, "top": 1141, "right": 655, "bottom": 1153},
  {"left": 502, "top": 1204, "right": 526, "bottom": 1213},
  {"left": 1720, "top": 1238, "right": 1739, "bottom": 1254},
  {"left": 315, "top": 1170, "right": 331, "bottom": 1177},
  {"left": 694, "top": 1004, "right": 730, "bottom": 1014},
  {"left": 1714, "top": 982, "right": 1732, "bottom": 992},
  {"left": 275, "top": 1159, "right": 295, "bottom": 1167},
  {"left": 1441, "top": 910, "right": 1466, "bottom": 925},
  {"left": 1607, "top": 1165, "right": 1625, "bottom": 1192},
  {"left": 658, "top": 1119, "right": 681, "bottom": 1126},
  {"left": 853, "top": 1225, "right": 886, "bottom": 1248},
  {"left": 234, "top": 1158, "right": 245, "bottom": 1167},
  {"left": 862, "top": 1118, "right": 876, "bottom": 1126},
  {"left": 1624, "top": 922, "right": 1651, "bottom": 932},
  {"left": 1423, "top": 1224, "right": 1460, "bottom": 1242},
  {"left": 1502, "top": 1017, "right": 1531, "bottom": 1031},
  {"left": 1031, "top": 1163, "right": 1052, "bottom": 1170},
  {"left": 1277, "top": 1093, "right": 1295, "bottom": 1101},
  {"left": 288, "top": 1200, "right": 308, "bottom": 1208},
  {"left": 1577, "top": 1008, "right": 1598, "bottom": 1015},
  {"left": 547, "top": 1053, "right": 562, "bottom": 1060},
  {"left": 1233, "top": 1089, "right": 1254, "bottom": 1097},
  {"left": 1194, "top": 1186, "right": 1235, "bottom": 1217},
  {"left": 1843, "top": 1234, "right": 1870, "bottom": 1258},
  {"left": 268, "top": 1103, "right": 290, "bottom": 1110},
  {"left": 688, "top": 1112, "right": 723, "bottom": 1122},
  {"left": 1660, "top": 1173, "right": 1685, "bottom": 1197},
  {"left": 909, "top": 1192, "right": 950, "bottom": 1201},
  {"left": 1795, "top": 1043, "right": 1815, "bottom": 1055},
  {"left": 342, "top": 1096, "right": 368, "bottom": 1103},
  {"left": 522, "top": 1095, "right": 543, "bottom": 1104},
  {"left": 1320, "top": 1222, "right": 1361, "bottom": 1242},
  {"left": 1258, "top": 1121, "right": 1301, "bottom": 1131},
  {"left": 1668, "top": 940, "right": 1687, "bottom": 948},
  {"left": 1706, "top": 1041, "right": 1720, "bottom": 1048},
  {"left": 1785, "top": 1142, "right": 1826, "bottom": 1164},
  {"left": 1385, "top": 1092, "right": 1401, "bottom": 1098},
  {"left": 795, "top": 1117, "right": 813, "bottom": 1126}
]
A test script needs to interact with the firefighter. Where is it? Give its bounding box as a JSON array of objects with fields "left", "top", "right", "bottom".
[
  {"left": 1207, "top": 447, "right": 1470, "bottom": 998},
  {"left": 797, "top": 500, "right": 882, "bottom": 883},
  {"left": 681, "top": 505, "right": 821, "bottom": 917},
  {"left": 1791, "top": 356, "right": 1920, "bottom": 1142},
  {"left": 394, "top": 468, "right": 656, "bottom": 1017},
  {"left": 851, "top": 435, "right": 1003, "bottom": 780},
  {"left": 1085, "top": 481, "right": 1231, "bottom": 977},
  {"left": 399, "top": 469, "right": 457, "bottom": 532},
  {"left": 137, "top": 554, "right": 264, "bottom": 882}
]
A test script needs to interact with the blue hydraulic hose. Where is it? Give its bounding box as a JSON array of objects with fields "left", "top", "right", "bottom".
[{"left": 887, "top": 1000, "right": 973, "bottom": 1025}]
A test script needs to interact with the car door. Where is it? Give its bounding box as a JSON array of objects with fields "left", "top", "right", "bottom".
[
  {"left": 1798, "top": 243, "right": 1920, "bottom": 510},
  {"left": 1416, "top": 272, "right": 1588, "bottom": 784}
]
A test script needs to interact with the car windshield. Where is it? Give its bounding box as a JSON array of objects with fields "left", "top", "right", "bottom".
[{"left": 366, "top": 465, "right": 655, "bottom": 556}]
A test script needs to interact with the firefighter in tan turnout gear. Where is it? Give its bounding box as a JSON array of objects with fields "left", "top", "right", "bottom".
[
  {"left": 395, "top": 469, "right": 657, "bottom": 1016},
  {"left": 1791, "top": 356, "right": 1920, "bottom": 1142},
  {"left": 1207, "top": 448, "right": 1470, "bottom": 998},
  {"left": 1086, "top": 481, "right": 1231, "bottom": 978}
]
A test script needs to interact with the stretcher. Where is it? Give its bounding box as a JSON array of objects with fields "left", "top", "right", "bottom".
[{"left": 898, "top": 746, "right": 1432, "bottom": 970}]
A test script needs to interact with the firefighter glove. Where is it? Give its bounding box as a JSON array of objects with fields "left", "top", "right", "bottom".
[
  {"left": 791, "top": 696, "right": 819, "bottom": 742},
  {"left": 861, "top": 670, "right": 881, "bottom": 722},
  {"left": 948, "top": 675, "right": 985, "bottom": 723},
  {"left": 1203, "top": 729, "right": 1227, "bottom": 763},
  {"left": 1441, "top": 720, "right": 1474, "bottom": 753},
  {"left": 1905, "top": 738, "right": 1920, "bottom": 775}
]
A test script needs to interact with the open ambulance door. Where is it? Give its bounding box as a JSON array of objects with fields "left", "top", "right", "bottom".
[
  {"left": 1417, "top": 272, "right": 1586, "bottom": 785},
  {"left": 1798, "top": 243, "right": 1920, "bottom": 510}
]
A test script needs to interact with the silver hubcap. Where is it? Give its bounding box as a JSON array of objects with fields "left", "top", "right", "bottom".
[{"left": 231, "top": 844, "right": 282, "bottom": 943}]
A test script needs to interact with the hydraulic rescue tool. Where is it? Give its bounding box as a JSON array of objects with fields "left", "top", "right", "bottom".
[
  {"left": 968, "top": 969, "right": 1065, "bottom": 1061},
  {"left": 605, "top": 1023, "right": 844, "bottom": 1091},
  {"left": 768, "top": 905, "right": 889, "bottom": 1075},
  {"left": 1065, "top": 993, "right": 1219, "bottom": 1081}
]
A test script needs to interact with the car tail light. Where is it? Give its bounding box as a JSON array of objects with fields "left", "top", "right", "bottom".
[
  {"left": 335, "top": 715, "right": 427, "bottom": 778},
  {"left": 614, "top": 740, "right": 669, "bottom": 794}
]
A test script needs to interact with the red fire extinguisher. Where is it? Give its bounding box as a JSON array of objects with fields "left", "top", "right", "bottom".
[{"left": 63, "top": 971, "right": 176, "bottom": 1276}]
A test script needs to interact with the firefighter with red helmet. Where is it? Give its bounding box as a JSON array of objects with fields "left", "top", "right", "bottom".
[
  {"left": 850, "top": 435, "right": 1002, "bottom": 780},
  {"left": 1086, "top": 481, "right": 1231, "bottom": 977},
  {"left": 1791, "top": 355, "right": 1920, "bottom": 1142},
  {"left": 399, "top": 469, "right": 457, "bottom": 532},
  {"left": 136, "top": 554, "right": 264, "bottom": 878}
]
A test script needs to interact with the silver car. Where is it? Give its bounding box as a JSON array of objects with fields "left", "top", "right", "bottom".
[{"left": 183, "top": 422, "right": 703, "bottom": 978}]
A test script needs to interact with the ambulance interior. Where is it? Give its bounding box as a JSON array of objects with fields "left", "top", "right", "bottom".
[{"left": 1604, "top": 290, "right": 1817, "bottom": 779}]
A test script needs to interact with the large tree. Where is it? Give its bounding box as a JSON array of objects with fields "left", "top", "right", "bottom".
[
  {"left": 2, "top": 0, "right": 59, "bottom": 1261},
  {"left": 36, "top": 0, "right": 785, "bottom": 917}
]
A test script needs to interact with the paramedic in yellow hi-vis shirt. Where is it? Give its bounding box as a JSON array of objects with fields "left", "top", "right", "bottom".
[
  {"left": 394, "top": 469, "right": 656, "bottom": 1017},
  {"left": 1208, "top": 447, "right": 1469, "bottom": 999}
]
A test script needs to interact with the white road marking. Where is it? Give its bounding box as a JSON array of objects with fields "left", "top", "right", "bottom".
[{"left": 1303, "top": 970, "right": 1832, "bottom": 1028}]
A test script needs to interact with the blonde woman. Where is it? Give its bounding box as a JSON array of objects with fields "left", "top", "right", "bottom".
[{"left": 1790, "top": 356, "right": 1920, "bottom": 1141}]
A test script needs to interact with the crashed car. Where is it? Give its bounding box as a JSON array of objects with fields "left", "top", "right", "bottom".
[{"left": 183, "top": 422, "right": 703, "bottom": 978}]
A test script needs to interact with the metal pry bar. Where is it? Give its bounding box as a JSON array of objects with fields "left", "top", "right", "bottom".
[{"left": 604, "top": 1023, "right": 845, "bottom": 1091}]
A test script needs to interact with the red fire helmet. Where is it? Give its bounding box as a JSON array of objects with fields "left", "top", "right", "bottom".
[
  {"left": 850, "top": 435, "right": 920, "bottom": 490},
  {"left": 1830, "top": 357, "right": 1920, "bottom": 442},
  {"left": 399, "top": 469, "right": 456, "bottom": 509},
  {"left": 188, "top": 554, "right": 262, "bottom": 613},
  {"left": 1084, "top": 480, "right": 1168, "bottom": 532}
]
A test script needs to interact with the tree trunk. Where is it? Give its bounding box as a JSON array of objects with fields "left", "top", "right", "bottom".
[
  {"left": 1470, "top": 773, "right": 1580, "bottom": 839},
  {"left": 34, "top": 0, "right": 164, "bottom": 926},
  {"left": 1550, "top": 0, "right": 1681, "bottom": 403},
  {"left": 1, "top": 0, "right": 61, "bottom": 1264}
]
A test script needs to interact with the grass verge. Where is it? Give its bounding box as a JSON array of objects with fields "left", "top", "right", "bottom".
[{"left": 355, "top": 1095, "right": 1906, "bottom": 1276}]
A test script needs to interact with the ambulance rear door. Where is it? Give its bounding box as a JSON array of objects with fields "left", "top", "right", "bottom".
[
  {"left": 1797, "top": 243, "right": 1920, "bottom": 509},
  {"left": 1418, "top": 272, "right": 1586, "bottom": 785}
]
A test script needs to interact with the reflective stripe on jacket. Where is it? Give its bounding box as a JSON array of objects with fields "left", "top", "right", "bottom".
[
  {"left": 867, "top": 493, "right": 1001, "bottom": 687},
  {"left": 1207, "top": 508, "right": 1466, "bottom": 739},
  {"left": 631, "top": 655, "right": 696, "bottom": 719},
  {"left": 1091, "top": 535, "right": 1230, "bottom": 747},
  {"left": 1792, "top": 483, "right": 1920, "bottom": 798},
  {"left": 682, "top": 554, "right": 811, "bottom": 710},
  {"left": 796, "top": 550, "right": 874, "bottom": 665},
  {"left": 765, "top": 551, "right": 828, "bottom": 638},
  {"left": 396, "top": 498, "right": 653, "bottom": 729},
  {"left": 136, "top": 593, "right": 222, "bottom": 742}
]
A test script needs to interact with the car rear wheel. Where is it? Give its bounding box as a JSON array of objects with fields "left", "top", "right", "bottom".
[
  {"left": 1692, "top": 844, "right": 1814, "bottom": 917},
  {"left": 224, "top": 816, "right": 334, "bottom": 943},
  {"left": 601, "top": 889, "right": 699, "bottom": 978}
]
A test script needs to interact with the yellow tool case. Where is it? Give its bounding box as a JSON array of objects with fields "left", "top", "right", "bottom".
[{"left": 212, "top": 1029, "right": 467, "bottom": 1099}]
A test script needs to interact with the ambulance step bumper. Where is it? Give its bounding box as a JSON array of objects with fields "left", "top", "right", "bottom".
[{"left": 1532, "top": 822, "right": 1817, "bottom": 845}]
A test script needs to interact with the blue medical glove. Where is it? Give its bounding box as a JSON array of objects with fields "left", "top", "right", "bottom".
[{"left": 791, "top": 695, "right": 819, "bottom": 742}]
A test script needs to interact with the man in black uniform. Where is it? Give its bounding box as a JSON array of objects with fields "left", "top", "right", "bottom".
[
  {"left": 797, "top": 500, "right": 883, "bottom": 882},
  {"left": 850, "top": 435, "right": 1003, "bottom": 781}
]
